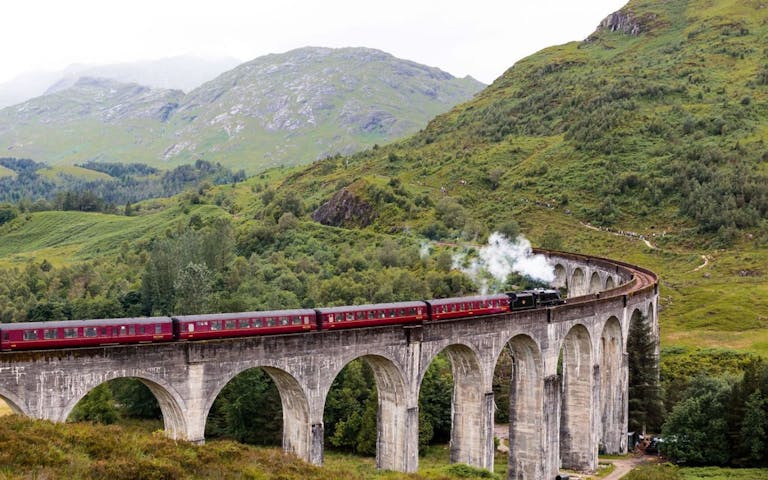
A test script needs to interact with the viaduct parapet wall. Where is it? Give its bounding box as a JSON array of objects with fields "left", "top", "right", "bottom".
[{"left": 0, "top": 250, "right": 659, "bottom": 479}]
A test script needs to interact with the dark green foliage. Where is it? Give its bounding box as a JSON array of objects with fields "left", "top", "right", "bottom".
[
  {"left": 110, "top": 378, "right": 162, "bottom": 420},
  {"left": 0, "top": 202, "right": 18, "bottom": 225},
  {"left": 324, "top": 360, "right": 377, "bottom": 455},
  {"left": 627, "top": 316, "right": 664, "bottom": 433},
  {"left": 662, "top": 376, "right": 733, "bottom": 465},
  {"left": 418, "top": 354, "right": 454, "bottom": 448},
  {"left": 0, "top": 157, "right": 245, "bottom": 206},
  {"left": 69, "top": 383, "right": 119, "bottom": 424},
  {"left": 444, "top": 463, "right": 498, "bottom": 478},
  {"left": 206, "top": 369, "right": 282, "bottom": 446}
]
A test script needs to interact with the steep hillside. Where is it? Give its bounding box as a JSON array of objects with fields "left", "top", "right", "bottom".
[
  {"left": 0, "top": 78, "right": 183, "bottom": 164},
  {"left": 0, "top": 48, "right": 484, "bottom": 172},
  {"left": 282, "top": 0, "right": 768, "bottom": 245}
]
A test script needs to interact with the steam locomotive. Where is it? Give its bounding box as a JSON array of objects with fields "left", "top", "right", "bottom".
[{"left": 0, "top": 289, "right": 562, "bottom": 352}]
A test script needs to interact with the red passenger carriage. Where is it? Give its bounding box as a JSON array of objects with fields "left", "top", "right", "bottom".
[
  {"left": 316, "top": 301, "right": 427, "bottom": 329},
  {"left": 0, "top": 317, "right": 173, "bottom": 351},
  {"left": 426, "top": 294, "right": 510, "bottom": 321},
  {"left": 173, "top": 309, "right": 318, "bottom": 340}
]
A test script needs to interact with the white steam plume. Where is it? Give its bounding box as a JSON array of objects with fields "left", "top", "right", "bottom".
[{"left": 452, "top": 233, "right": 555, "bottom": 293}]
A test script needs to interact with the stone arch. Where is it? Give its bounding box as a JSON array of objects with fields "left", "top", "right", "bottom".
[
  {"left": 504, "top": 334, "right": 545, "bottom": 480},
  {"left": 570, "top": 268, "right": 586, "bottom": 297},
  {"left": 203, "top": 365, "right": 310, "bottom": 458},
  {"left": 560, "top": 324, "right": 595, "bottom": 471},
  {"left": 420, "top": 343, "right": 487, "bottom": 468},
  {"left": 599, "top": 317, "right": 624, "bottom": 454},
  {"left": 553, "top": 264, "right": 567, "bottom": 288},
  {"left": 589, "top": 271, "right": 602, "bottom": 294},
  {"left": 605, "top": 276, "right": 615, "bottom": 290},
  {"left": 62, "top": 374, "right": 188, "bottom": 440},
  {"left": 326, "top": 354, "right": 409, "bottom": 471},
  {"left": 0, "top": 389, "right": 29, "bottom": 416}
]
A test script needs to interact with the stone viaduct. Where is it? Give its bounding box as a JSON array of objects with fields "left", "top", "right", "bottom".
[{"left": 0, "top": 250, "right": 659, "bottom": 479}]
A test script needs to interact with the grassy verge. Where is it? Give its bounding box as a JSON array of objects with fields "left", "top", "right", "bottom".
[{"left": 0, "top": 416, "right": 503, "bottom": 480}]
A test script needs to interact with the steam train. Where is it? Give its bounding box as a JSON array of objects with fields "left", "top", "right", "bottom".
[{"left": 0, "top": 289, "right": 562, "bottom": 352}]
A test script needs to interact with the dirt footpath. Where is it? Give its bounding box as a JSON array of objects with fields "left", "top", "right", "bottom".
[{"left": 599, "top": 455, "right": 652, "bottom": 480}]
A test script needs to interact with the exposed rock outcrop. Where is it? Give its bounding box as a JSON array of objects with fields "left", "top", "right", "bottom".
[{"left": 311, "top": 188, "right": 377, "bottom": 228}]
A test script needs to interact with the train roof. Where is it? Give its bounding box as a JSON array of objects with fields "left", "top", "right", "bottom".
[
  {"left": 425, "top": 293, "right": 509, "bottom": 307},
  {"left": 173, "top": 309, "right": 317, "bottom": 322},
  {"left": 0, "top": 317, "right": 172, "bottom": 331},
  {"left": 315, "top": 301, "right": 426, "bottom": 314}
]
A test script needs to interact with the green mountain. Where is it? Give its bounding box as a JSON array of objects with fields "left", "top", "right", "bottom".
[{"left": 0, "top": 47, "right": 484, "bottom": 173}]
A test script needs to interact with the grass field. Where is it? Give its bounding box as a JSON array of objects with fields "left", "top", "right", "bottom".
[{"left": 0, "top": 164, "right": 16, "bottom": 179}]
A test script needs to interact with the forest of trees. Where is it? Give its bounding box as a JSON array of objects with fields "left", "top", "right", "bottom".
[{"left": 0, "top": 157, "right": 246, "bottom": 209}]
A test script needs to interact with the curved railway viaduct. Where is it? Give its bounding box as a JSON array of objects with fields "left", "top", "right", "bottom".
[{"left": 0, "top": 250, "right": 659, "bottom": 479}]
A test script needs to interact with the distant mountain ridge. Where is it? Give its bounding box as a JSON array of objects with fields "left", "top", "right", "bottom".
[
  {"left": 0, "top": 55, "right": 240, "bottom": 109},
  {"left": 0, "top": 47, "right": 485, "bottom": 172}
]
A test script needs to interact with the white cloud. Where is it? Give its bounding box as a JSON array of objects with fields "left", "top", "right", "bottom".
[{"left": 1, "top": 0, "right": 628, "bottom": 84}]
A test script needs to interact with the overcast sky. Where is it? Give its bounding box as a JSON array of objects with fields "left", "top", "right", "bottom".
[{"left": 1, "top": 0, "right": 628, "bottom": 85}]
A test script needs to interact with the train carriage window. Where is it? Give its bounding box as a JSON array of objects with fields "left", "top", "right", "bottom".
[
  {"left": 239, "top": 319, "right": 251, "bottom": 328},
  {"left": 252, "top": 319, "right": 261, "bottom": 328},
  {"left": 139, "top": 326, "right": 145, "bottom": 335},
  {"left": 225, "top": 320, "right": 236, "bottom": 329},
  {"left": 85, "top": 327, "right": 97, "bottom": 338},
  {"left": 44, "top": 329, "right": 57, "bottom": 340},
  {"left": 187, "top": 323, "right": 195, "bottom": 332},
  {"left": 100, "top": 328, "right": 107, "bottom": 336},
  {"left": 399, "top": 309, "right": 405, "bottom": 316},
  {"left": 266, "top": 318, "right": 276, "bottom": 327},
  {"left": 356, "top": 312, "right": 364, "bottom": 320},
  {"left": 23, "top": 330, "right": 39, "bottom": 341},
  {"left": 380, "top": 311, "right": 386, "bottom": 318},
  {"left": 388, "top": 309, "right": 396, "bottom": 318},
  {"left": 211, "top": 321, "right": 221, "bottom": 331},
  {"left": 292, "top": 316, "right": 302, "bottom": 325},
  {"left": 346, "top": 312, "right": 354, "bottom": 321},
  {"left": 280, "top": 317, "right": 289, "bottom": 326},
  {"left": 119, "top": 326, "right": 127, "bottom": 336},
  {"left": 155, "top": 324, "right": 162, "bottom": 334},
  {"left": 327, "top": 314, "right": 334, "bottom": 323},
  {"left": 64, "top": 328, "right": 77, "bottom": 338},
  {"left": 2, "top": 332, "right": 8, "bottom": 341},
  {"left": 129, "top": 326, "right": 135, "bottom": 335},
  {"left": 303, "top": 316, "right": 310, "bottom": 325}
]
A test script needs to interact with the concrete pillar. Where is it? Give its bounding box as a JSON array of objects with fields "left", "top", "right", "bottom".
[
  {"left": 405, "top": 406, "right": 419, "bottom": 472},
  {"left": 446, "top": 345, "right": 486, "bottom": 469},
  {"left": 599, "top": 319, "right": 624, "bottom": 454},
  {"left": 543, "top": 375, "right": 562, "bottom": 480},
  {"left": 183, "top": 363, "right": 208, "bottom": 443},
  {"left": 366, "top": 356, "right": 409, "bottom": 472},
  {"left": 482, "top": 392, "right": 495, "bottom": 472},
  {"left": 508, "top": 338, "right": 544, "bottom": 480},
  {"left": 620, "top": 352, "right": 630, "bottom": 453},
  {"left": 560, "top": 326, "right": 596, "bottom": 472},
  {"left": 310, "top": 422, "right": 324, "bottom": 465}
]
